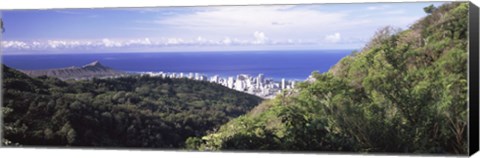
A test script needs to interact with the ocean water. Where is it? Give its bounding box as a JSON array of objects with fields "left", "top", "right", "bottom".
[{"left": 2, "top": 50, "right": 353, "bottom": 80}]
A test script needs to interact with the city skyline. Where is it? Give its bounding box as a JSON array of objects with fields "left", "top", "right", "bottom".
[
  {"left": 1, "top": 2, "right": 444, "bottom": 54},
  {"left": 140, "top": 71, "right": 297, "bottom": 98}
]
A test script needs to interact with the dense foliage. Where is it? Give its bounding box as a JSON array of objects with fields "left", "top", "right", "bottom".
[
  {"left": 2, "top": 66, "right": 263, "bottom": 148},
  {"left": 191, "top": 2, "right": 469, "bottom": 154}
]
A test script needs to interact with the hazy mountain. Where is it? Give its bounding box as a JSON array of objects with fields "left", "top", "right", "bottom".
[{"left": 20, "top": 61, "right": 126, "bottom": 80}]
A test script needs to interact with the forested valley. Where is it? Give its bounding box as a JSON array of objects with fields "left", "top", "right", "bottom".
[{"left": 2, "top": 65, "right": 262, "bottom": 148}]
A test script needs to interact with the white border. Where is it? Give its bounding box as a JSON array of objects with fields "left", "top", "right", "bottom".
[
  {"left": 0, "top": 0, "right": 465, "bottom": 10},
  {"left": 0, "top": 0, "right": 478, "bottom": 158}
]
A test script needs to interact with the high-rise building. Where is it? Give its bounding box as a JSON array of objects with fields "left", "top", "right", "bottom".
[
  {"left": 194, "top": 73, "right": 200, "bottom": 80},
  {"left": 234, "top": 80, "right": 245, "bottom": 91},
  {"left": 188, "top": 73, "right": 194, "bottom": 79},
  {"left": 200, "top": 75, "right": 207, "bottom": 81},
  {"left": 227, "top": 77, "right": 235, "bottom": 89},
  {"left": 256, "top": 73, "right": 265, "bottom": 87},
  {"left": 210, "top": 75, "right": 219, "bottom": 83},
  {"left": 281, "top": 78, "right": 286, "bottom": 90}
]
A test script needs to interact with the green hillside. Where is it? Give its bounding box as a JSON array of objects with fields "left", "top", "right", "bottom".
[
  {"left": 190, "top": 2, "right": 469, "bottom": 154},
  {"left": 2, "top": 65, "right": 263, "bottom": 148}
]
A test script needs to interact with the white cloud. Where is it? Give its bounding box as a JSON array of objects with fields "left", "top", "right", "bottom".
[
  {"left": 0, "top": 35, "right": 317, "bottom": 52},
  {"left": 222, "top": 37, "right": 232, "bottom": 45},
  {"left": 325, "top": 33, "right": 341, "bottom": 43},
  {"left": 143, "top": 4, "right": 422, "bottom": 49},
  {"left": 165, "top": 38, "right": 184, "bottom": 45},
  {"left": 2, "top": 4, "right": 433, "bottom": 53},
  {"left": 196, "top": 36, "right": 205, "bottom": 42},
  {"left": 366, "top": 5, "right": 391, "bottom": 10},
  {"left": 152, "top": 5, "right": 353, "bottom": 40},
  {"left": 366, "top": 6, "right": 379, "bottom": 10},
  {"left": 125, "top": 38, "right": 152, "bottom": 46},
  {"left": 253, "top": 31, "right": 268, "bottom": 44},
  {"left": 385, "top": 10, "right": 406, "bottom": 15},
  {"left": 2, "top": 41, "right": 30, "bottom": 49},
  {"left": 102, "top": 38, "right": 123, "bottom": 47}
]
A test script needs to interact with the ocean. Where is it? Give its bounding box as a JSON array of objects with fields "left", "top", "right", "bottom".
[{"left": 2, "top": 50, "right": 353, "bottom": 80}]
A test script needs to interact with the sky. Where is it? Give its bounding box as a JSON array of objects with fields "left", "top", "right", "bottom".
[{"left": 0, "top": 2, "right": 445, "bottom": 54}]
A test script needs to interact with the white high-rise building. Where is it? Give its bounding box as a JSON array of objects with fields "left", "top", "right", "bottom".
[
  {"left": 194, "top": 73, "right": 200, "bottom": 80},
  {"left": 234, "top": 80, "right": 245, "bottom": 91},
  {"left": 200, "top": 75, "right": 207, "bottom": 81},
  {"left": 227, "top": 77, "right": 235, "bottom": 89},
  {"left": 246, "top": 78, "right": 253, "bottom": 88},
  {"left": 256, "top": 74, "right": 265, "bottom": 87},
  {"left": 210, "top": 75, "right": 220, "bottom": 83},
  {"left": 142, "top": 70, "right": 295, "bottom": 99},
  {"left": 188, "top": 73, "right": 194, "bottom": 79}
]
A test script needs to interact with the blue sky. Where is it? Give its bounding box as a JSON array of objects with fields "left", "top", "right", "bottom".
[{"left": 1, "top": 2, "right": 445, "bottom": 54}]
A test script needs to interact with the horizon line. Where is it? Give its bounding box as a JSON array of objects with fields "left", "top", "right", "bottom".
[{"left": 2, "top": 49, "right": 358, "bottom": 56}]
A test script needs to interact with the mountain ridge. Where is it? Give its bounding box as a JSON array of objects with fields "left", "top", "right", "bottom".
[
  {"left": 190, "top": 2, "right": 469, "bottom": 154},
  {"left": 20, "top": 60, "right": 126, "bottom": 80}
]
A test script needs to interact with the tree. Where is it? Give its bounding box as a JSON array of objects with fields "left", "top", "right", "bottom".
[
  {"left": 424, "top": 4, "right": 437, "bottom": 14},
  {"left": 195, "top": 2, "right": 468, "bottom": 154},
  {"left": 2, "top": 65, "right": 263, "bottom": 148},
  {"left": 362, "top": 26, "right": 401, "bottom": 52},
  {"left": 0, "top": 18, "right": 4, "bottom": 33}
]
